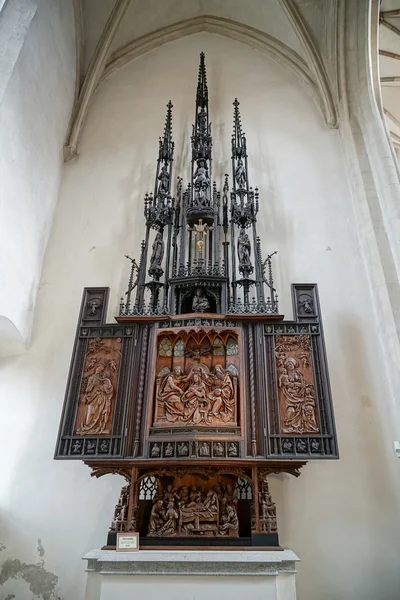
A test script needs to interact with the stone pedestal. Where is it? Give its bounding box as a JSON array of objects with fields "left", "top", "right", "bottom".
[{"left": 83, "top": 549, "right": 300, "bottom": 600}]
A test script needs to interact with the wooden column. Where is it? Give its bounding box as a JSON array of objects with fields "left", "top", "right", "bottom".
[
  {"left": 127, "top": 466, "right": 139, "bottom": 531},
  {"left": 252, "top": 465, "right": 260, "bottom": 533}
]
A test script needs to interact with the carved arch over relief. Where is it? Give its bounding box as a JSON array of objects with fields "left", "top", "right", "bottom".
[
  {"left": 173, "top": 338, "right": 185, "bottom": 357},
  {"left": 158, "top": 336, "right": 172, "bottom": 356}
]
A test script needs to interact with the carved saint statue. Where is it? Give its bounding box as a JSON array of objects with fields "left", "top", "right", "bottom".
[
  {"left": 77, "top": 362, "right": 113, "bottom": 435},
  {"left": 237, "top": 229, "right": 252, "bottom": 268},
  {"left": 278, "top": 357, "right": 318, "bottom": 434},
  {"left": 193, "top": 159, "right": 210, "bottom": 189},
  {"left": 235, "top": 158, "right": 247, "bottom": 189},
  {"left": 197, "top": 107, "right": 207, "bottom": 133},
  {"left": 149, "top": 232, "right": 164, "bottom": 272},
  {"left": 192, "top": 287, "right": 210, "bottom": 313},
  {"left": 157, "top": 164, "right": 169, "bottom": 194}
]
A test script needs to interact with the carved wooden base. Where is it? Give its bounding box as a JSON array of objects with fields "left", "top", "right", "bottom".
[{"left": 89, "top": 461, "right": 306, "bottom": 548}]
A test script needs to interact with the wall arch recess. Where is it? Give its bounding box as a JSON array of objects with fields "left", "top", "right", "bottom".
[{"left": 64, "top": 14, "right": 337, "bottom": 162}]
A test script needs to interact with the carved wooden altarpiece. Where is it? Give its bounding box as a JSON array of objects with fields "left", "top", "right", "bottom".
[{"left": 54, "top": 54, "right": 338, "bottom": 549}]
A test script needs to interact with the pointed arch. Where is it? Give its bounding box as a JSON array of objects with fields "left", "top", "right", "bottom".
[{"left": 64, "top": 14, "right": 337, "bottom": 160}]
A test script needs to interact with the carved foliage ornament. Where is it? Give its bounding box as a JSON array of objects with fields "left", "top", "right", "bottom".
[
  {"left": 275, "top": 335, "right": 319, "bottom": 435},
  {"left": 75, "top": 337, "right": 121, "bottom": 436}
]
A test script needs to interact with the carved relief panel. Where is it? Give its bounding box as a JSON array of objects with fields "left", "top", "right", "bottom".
[
  {"left": 275, "top": 335, "right": 319, "bottom": 435},
  {"left": 152, "top": 328, "right": 240, "bottom": 429},
  {"left": 75, "top": 337, "right": 122, "bottom": 436}
]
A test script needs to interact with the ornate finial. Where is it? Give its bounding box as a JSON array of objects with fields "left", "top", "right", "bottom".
[
  {"left": 196, "top": 52, "right": 208, "bottom": 108},
  {"left": 232, "top": 98, "right": 246, "bottom": 159},
  {"left": 159, "top": 100, "right": 174, "bottom": 162}
]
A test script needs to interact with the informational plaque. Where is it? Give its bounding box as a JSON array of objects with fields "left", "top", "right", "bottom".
[{"left": 116, "top": 532, "right": 139, "bottom": 552}]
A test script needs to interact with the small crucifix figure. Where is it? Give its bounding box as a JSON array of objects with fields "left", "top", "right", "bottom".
[{"left": 189, "top": 219, "right": 213, "bottom": 260}]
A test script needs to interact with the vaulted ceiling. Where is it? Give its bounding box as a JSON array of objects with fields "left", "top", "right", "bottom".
[{"left": 67, "top": 0, "right": 379, "bottom": 160}]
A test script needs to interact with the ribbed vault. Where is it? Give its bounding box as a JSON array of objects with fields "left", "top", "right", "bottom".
[{"left": 64, "top": 0, "right": 338, "bottom": 161}]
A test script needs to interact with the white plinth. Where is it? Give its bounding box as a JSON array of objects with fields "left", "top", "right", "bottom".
[{"left": 83, "top": 548, "right": 300, "bottom": 600}]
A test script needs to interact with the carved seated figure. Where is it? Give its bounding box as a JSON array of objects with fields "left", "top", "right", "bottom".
[
  {"left": 192, "top": 287, "right": 210, "bottom": 313},
  {"left": 148, "top": 499, "right": 165, "bottom": 536},
  {"left": 219, "top": 500, "right": 239, "bottom": 536}
]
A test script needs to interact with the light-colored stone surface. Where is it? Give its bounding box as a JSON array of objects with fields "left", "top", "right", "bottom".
[
  {"left": 83, "top": 549, "right": 299, "bottom": 600},
  {"left": 0, "top": 0, "right": 76, "bottom": 353},
  {"left": 84, "top": 548, "right": 299, "bottom": 575}
]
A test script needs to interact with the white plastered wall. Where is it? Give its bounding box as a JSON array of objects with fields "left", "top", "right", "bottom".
[
  {"left": 0, "top": 0, "right": 76, "bottom": 355},
  {"left": 1, "top": 32, "right": 400, "bottom": 600}
]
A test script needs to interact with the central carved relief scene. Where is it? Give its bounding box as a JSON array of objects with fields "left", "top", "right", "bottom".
[
  {"left": 153, "top": 329, "right": 240, "bottom": 427},
  {"left": 147, "top": 475, "right": 239, "bottom": 538}
]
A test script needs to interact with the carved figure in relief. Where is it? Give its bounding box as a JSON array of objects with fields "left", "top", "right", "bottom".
[
  {"left": 228, "top": 442, "right": 238, "bottom": 457},
  {"left": 237, "top": 229, "right": 252, "bottom": 269},
  {"left": 77, "top": 363, "right": 113, "bottom": 435},
  {"left": 177, "top": 442, "right": 189, "bottom": 456},
  {"left": 158, "top": 366, "right": 186, "bottom": 422},
  {"left": 88, "top": 299, "right": 100, "bottom": 316},
  {"left": 149, "top": 232, "right": 164, "bottom": 272},
  {"left": 155, "top": 364, "right": 236, "bottom": 426},
  {"left": 192, "top": 287, "right": 210, "bottom": 312},
  {"left": 148, "top": 499, "right": 166, "bottom": 536},
  {"left": 159, "top": 501, "right": 179, "bottom": 535},
  {"left": 147, "top": 480, "right": 239, "bottom": 538},
  {"left": 219, "top": 502, "right": 239, "bottom": 535},
  {"left": 199, "top": 442, "right": 210, "bottom": 456},
  {"left": 299, "top": 297, "right": 313, "bottom": 314},
  {"left": 179, "top": 486, "right": 189, "bottom": 506},
  {"left": 278, "top": 356, "right": 318, "bottom": 434},
  {"left": 235, "top": 158, "right": 247, "bottom": 189},
  {"left": 207, "top": 365, "right": 235, "bottom": 422},
  {"left": 151, "top": 443, "right": 161, "bottom": 457},
  {"left": 157, "top": 164, "right": 169, "bottom": 194},
  {"left": 214, "top": 442, "right": 224, "bottom": 457},
  {"left": 182, "top": 373, "right": 209, "bottom": 424},
  {"left": 164, "top": 442, "right": 174, "bottom": 457}
]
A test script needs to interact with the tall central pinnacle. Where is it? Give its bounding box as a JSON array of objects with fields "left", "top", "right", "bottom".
[
  {"left": 190, "top": 53, "right": 213, "bottom": 219},
  {"left": 196, "top": 51, "right": 208, "bottom": 109}
]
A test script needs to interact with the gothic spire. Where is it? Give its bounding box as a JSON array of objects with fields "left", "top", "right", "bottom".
[
  {"left": 196, "top": 51, "right": 208, "bottom": 109},
  {"left": 159, "top": 100, "right": 174, "bottom": 163},
  {"left": 232, "top": 98, "right": 247, "bottom": 159}
]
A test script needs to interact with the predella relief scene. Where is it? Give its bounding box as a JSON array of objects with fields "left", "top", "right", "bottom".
[
  {"left": 148, "top": 478, "right": 239, "bottom": 538},
  {"left": 153, "top": 330, "right": 239, "bottom": 427}
]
